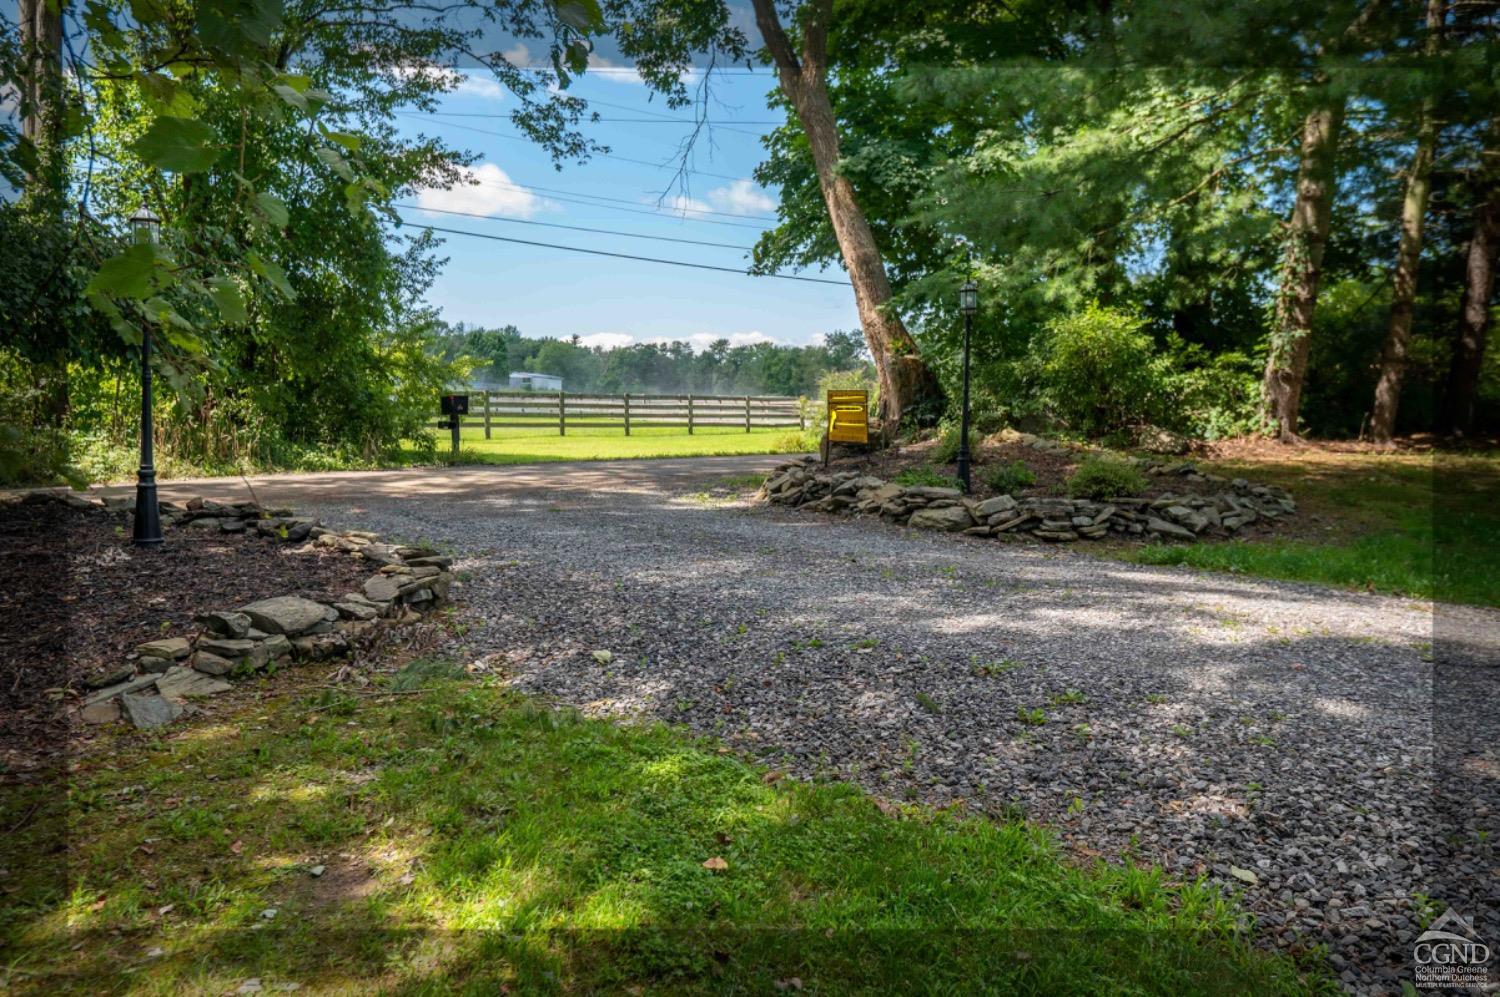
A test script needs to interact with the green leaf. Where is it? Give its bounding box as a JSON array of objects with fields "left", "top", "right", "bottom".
[
  {"left": 255, "top": 190, "right": 289, "bottom": 228},
  {"left": 275, "top": 73, "right": 312, "bottom": 93},
  {"left": 132, "top": 116, "right": 222, "bottom": 173},
  {"left": 315, "top": 146, "right": 355, "bottom": 181},
  {"left": 556, "top": 0, "right": 602, "bottom": 32},
  {"left": 86, "top": 243, "right": 158, "bottom": 301},
  {"left": 206, "top": 278, "right": 248, "bottom": 324},
  {"left": 322, "top": 130, "right": 362, "bottom": 153},
  {"left": 247, "top": 250, "right": 294, "bottom": 298},
  {"left": 272, "top": 84, "right": 307, "bottom": 111}
]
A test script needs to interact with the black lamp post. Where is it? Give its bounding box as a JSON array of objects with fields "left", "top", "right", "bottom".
[
  {"left": 130, "top": 207, "right": 163, "bottom": 548},
  {"left": 957, "top": 279, "right": 978, "bottom": 494}
]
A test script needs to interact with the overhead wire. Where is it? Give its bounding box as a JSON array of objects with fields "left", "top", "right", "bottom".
[
  {"left": 396, "top": 221, "right": 847, "bottom": 286},
  {"left": 395, "top": 111, "right": 762, "bottom": 185},
  {"left": 392, "top": 202, "right": 755, "bottom": 250}
]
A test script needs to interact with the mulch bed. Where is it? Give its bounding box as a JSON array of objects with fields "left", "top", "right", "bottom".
[{"left": 0, "top": 499, "right": 368, "bottom": 770}]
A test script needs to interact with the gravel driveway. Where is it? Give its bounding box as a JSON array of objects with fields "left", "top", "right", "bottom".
[{"left": 121, "top": 457, "right": 1499, "bottom": 993}]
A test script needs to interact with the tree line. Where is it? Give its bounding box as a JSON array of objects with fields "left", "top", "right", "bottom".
[
  {"left": 2, "top": 0, "right": 1495, "bottom": 486},
  {"left": 737, "top": 0, "right": 1499, "bottom": 441},
  {"left": 432, "top": 325, "right": 870, "bottom": 397}
]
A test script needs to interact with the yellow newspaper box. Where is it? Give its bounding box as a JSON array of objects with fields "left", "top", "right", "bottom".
[{"left": 826, "top": 389, "right": 870, "bottom": 445}]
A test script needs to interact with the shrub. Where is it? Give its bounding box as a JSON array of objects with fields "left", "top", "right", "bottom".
[
  {"left": 1066, "top": 457, "right": 1147, "bottom": 500},
  {"left": 981, "top": 459, "right": 1036, "bottom": 494},
  {"left": 894, "top": 466, "right": 956, "bottom": 487},
  {"left": 772, "top": 430, "right": 813, "bottom": 453},
  {"left": 1036, "top": 305, "right": 1175, "bottom": 435},
  {"left": 932, "top": 421, "right": 980, "bottom": 464}
]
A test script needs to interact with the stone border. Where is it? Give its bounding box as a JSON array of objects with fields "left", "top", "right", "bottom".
[
  {"left": 62, "top": 496, "right": 456, "bottom": 729},
  {"left": 758, "top": 457, "right": 1296, "bottom": 542}
]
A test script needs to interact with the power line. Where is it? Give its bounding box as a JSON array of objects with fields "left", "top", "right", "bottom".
[
  {"left": 393, "top": 203, "right": 754, "bottom": 250},
  {"left": 470, "top": 180, "right": 775, "bottom": 229},
  {"left": 418, "top": 109, "right": 780, "bottom": 134},
  {"left": 396, "top": 112, "right": 760, "bottom": 184},
  {"left": 485, "top": 178, "right": 776, "bottom": 223},
  {"left": 398, "top": 221, "right": 848, "bottom": 286},
  {"left": 459, "top": 112, "right": 780, "bottom": 126}
]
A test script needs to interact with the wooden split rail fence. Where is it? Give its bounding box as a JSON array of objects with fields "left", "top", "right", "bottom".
[{"left": 450, "top": 391, "right": 806, "bottom": 437}]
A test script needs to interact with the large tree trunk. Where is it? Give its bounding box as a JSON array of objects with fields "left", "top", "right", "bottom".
[
  {"left": 750, "top": 0, "right": 942, "bottom": 430},
  {"left": 1444, "top": 119, "right": 1500, "bottom": 436},
  {"left": 1261, "top": 101, "right": 1345, "bottom": 442},
  {"left": 1370, "top": 0, "right": 1444, "bottom": 444},
  {"left": 19, "top": 0, "right": 64, "bottom": 195},
  {"left": 20, "top": 0, "right": 70, "bottom": 428}
]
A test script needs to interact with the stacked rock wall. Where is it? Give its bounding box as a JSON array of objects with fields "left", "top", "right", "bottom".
[{"left": 760, "top": 457, "right": 1296, "bottom": 543}]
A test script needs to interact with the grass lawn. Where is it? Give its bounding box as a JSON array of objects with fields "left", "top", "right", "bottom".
[
  {"left": 1122, "top": 449, "right": 1499, "bottom": 607},
  {"left": 3, "top": 664, "right": 1325, "bottom": 994},
  {"left": 407, "top": 423, "right": 809, "bottom": 465}
]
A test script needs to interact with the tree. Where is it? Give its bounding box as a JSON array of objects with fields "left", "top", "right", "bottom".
[
  {"left": 748, "top": 0, "right": 942, "bottom": 430},
  {"left": 1261, "top": 101, "right": 1346, "bottom": 442},
  {"left": 1369, "top": 0, "right": 1446, "bottom": 444},
  {"left": 1445, "top": 118, "right": 1500, "bottom": 436}
]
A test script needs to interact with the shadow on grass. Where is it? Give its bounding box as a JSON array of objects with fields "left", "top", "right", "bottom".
[{"left": 1, "top": 675, "right": 1324, "bottom": 995}]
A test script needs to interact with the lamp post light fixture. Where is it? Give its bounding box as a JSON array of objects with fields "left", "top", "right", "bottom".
[
  {"left": 956, "top": 279, "right": 978, "bottom": 494},
  {"left": 129, "top": 207, "right": 163, "bottom": 548}
]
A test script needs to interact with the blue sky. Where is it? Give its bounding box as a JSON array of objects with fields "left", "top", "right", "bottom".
[{"left": 391, "top": 54, "right": 859, "bottom": 352}]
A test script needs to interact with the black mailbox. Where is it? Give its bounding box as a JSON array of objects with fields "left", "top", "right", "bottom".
[{"left": 440, "top": 393, "right": 469, "bottom": 416}]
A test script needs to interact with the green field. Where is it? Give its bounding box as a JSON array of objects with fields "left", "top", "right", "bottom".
[
  {"left": 412, "top": 422, "right": 809, "bottom": 464},
  {"left": 2, "top": 665, "right": 1323, "bottom": 994}
]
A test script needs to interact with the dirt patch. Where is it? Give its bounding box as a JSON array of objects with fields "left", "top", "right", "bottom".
[{"left": 0, "top": 499, "right": 369, "bottom": 766}]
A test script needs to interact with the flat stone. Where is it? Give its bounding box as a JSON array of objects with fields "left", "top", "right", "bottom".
[
  {"left": 908, "top": 506, "right": 975, "bottom": 532},
  {"left": 974, "top": 495, "right": 1019, "bottom": 518},
  {"left": 82, "top": 673, "right": 160, "bottom": 705},
  {"left": 192, "top": 651, "right": 236, "bottom": 676},
  {"left": 404, "top": 555, "right": 453, "bottom": 569},
  {"left": 903, "top": 486, "right": 963, "bottom": 501},
  {"left": 186, "top": 517, "right": 222, "bottom": 530},
  {"left": 261, "top": 634, "right": 293, "bottom": 661},
  {"left": 334, "top": 601, "right": 379, "bottom": 621},
  {"left": 197, "top": 637, "right": 257, "bottom": 659},
  {"left": 1146, "top": 517, "right": 1196, "bottom": 541},
  {"left": 195, "top": 611, "right": 251, "bottom": 638},
  {"left": 239, "top": 596, "right": 330, "bottom": 636},
  {"left": 121, "top": 692, "right": 183, "bottom": 729},
  {"left": 80, "top": 699, "right": 122, "bottom": 724},
  {"left": 363, "top": 575, "right": 402, "bottom": 603},
  {"left": 137, "top": 637, "right": 192, "bottom": 660},
  {"left": 156, "top": 665, "right": 232, "bottom": 700},
  {"left": 83, "top": 665, "right": 134, "bottom": 690},
  {"left": 219, "top": 518, "right": 248, "bottom": 533},
  {"left": 137, "top": 655, "right": 174, "bottom": 674},
  {"left": 989, "top": 513, "right": 1033, "bottom": 532}
]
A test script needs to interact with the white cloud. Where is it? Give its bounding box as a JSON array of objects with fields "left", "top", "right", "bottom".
[
  {"left": 502, "top": 43, "right": 531, "bottom": 66},
  {"left": 665, "top": 193, "right": 713, "bottom": 217},
  {"left": 575, "top": 332, "right": 635, "bottom": 350},
  {"left": 416, "top": 162, "right": 543, "bottom": 218},
  {"left": 646, "top": 331, "right": 776, "bottom": 352},
  {"left": 386, "top": 61, "right": 505, "bottom": 100},
  {"left": 453, "top": 72, "right": 506, "bottom": 100},
  {"left": 586, "top": 52, "right": 645, "bottom": 85},
  {"left": 566, "top": 331, "right": 782, "bottom": 353},
  {"left": 705, "top": 179, "right": 776, "bottom": 216}
]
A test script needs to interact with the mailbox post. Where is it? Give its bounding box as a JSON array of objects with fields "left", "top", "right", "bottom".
[{"left": 440, "top": 393, "right": 469, "bottom": 458}]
